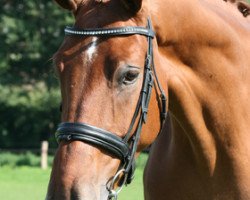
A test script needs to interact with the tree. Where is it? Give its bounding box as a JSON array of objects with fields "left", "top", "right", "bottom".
[{"left": 0, "top": 0, "right": 73, "bottom": 148}]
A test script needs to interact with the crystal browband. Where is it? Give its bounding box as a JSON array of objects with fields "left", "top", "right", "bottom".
[{"left": 64, "top": 26, "right": 155, "bottom": 38}]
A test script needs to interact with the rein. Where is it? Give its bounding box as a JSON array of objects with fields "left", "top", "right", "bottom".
[{"left": 55, "top": 18, "right": 167, "bottom": 200}]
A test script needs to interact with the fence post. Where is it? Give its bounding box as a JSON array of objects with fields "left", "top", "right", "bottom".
[{"left": 41, "top": 141, "right": 49, "bottom": 170}]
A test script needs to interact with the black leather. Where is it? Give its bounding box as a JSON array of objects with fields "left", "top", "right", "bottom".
[
  {"left": 56, "top": 122, "right": 129, "bottom": 161},
  {"left": 65, "top": 26, "right": 155, "bottom": 38}
]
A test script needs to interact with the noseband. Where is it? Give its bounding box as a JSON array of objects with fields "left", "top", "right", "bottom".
[{"left": 55, "top": 18, "right": 167, "bottom": 199}]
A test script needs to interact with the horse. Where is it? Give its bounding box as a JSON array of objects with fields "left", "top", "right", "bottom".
[{"left": 46, "top": 0, "right": 250, "bottom": 199}]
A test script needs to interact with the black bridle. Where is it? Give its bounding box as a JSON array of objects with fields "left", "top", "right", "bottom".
[{"left": 55, "top": 18, "right": 167, "bottom": 199}]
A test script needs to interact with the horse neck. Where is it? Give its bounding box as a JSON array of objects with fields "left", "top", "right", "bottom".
[
  {"left": 150, "top": 0, "right": 249, "bottom": 45},
  {"left": 149, "top": 0, "right": 250, "bottom": 181},
  {"left": 150, "top": 0, "right": 198, "bottom": 43}
]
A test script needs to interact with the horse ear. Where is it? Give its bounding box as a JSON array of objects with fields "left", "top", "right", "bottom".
[
  {"left": 124, "top": 0, "right": 143, "bottom": 13},
  {"left": 54, "top": 0, "right": 82, "bottom": 11}
]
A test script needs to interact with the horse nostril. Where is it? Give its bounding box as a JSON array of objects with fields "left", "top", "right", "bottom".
[
  {"left": 71, "top": 190, "right": 80, "bottom": 200},
  {"left": 70, "top": 184, "right": 110, "bottom": 200},
  {"left": 70, "top": 187, "right": 84, "bottom": 200},
  {"left": 70, "top": 185, "right": 98, "bottom": 200}
]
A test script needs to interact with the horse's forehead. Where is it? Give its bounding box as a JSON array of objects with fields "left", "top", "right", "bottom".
[{"left": 57, "top": 33, "right": 146, "bottom": 65}]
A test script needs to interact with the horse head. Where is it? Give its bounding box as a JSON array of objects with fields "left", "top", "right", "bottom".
[{"left": 46, "top": 0, "right": 167, "bottom": 199}]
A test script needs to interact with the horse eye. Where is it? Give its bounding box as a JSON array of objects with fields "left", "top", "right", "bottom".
[{"left": 122, "top": 70, "right": 140, "bottom": 85}]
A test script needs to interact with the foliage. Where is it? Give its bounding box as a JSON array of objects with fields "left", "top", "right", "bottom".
[
  {"left": 0, "top": 1, "right": 74, "bottom": 148},
  {"left": 0, "top": 151, "right": 148, "bottom": 169},
  {"left": 0, "top": 152, "right": 54, "bottom": 167},
  {"left": 0, "top": 152, "right": 19, "bottom": 167}
]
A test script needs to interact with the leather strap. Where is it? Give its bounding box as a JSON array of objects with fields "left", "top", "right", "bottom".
[
  {"left": 65, "top": 26, "right": 154, "bottom": 38},
  {"left": 56, "top": 122, "right": 129, "bottom": 161}
]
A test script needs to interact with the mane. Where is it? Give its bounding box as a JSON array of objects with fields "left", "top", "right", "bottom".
[{"left": 223, "top": 0, "right": 250, "bottom": 17}]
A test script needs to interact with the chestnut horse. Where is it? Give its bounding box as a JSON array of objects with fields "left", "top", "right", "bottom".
[{"left": 46, "top": 0, "right": 250, "bottom": 199}]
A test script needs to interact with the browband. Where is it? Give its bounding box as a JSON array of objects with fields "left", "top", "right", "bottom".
[{"left": 65, "top": 26, "right": 155, "bottom": 38}]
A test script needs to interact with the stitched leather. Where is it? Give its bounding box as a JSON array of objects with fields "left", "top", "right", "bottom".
[
  {"left": 56, "top": 122, "right": 129, "bottom": 161},
  {"left": 65, "top": 26, "right": 155, "bottom": 38}
]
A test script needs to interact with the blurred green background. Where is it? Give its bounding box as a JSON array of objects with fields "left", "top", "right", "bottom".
[
  {"left": 0, "top": 152, "right": 147, "bottom": 200},
  {"left": 0, "top": 1, "right": 73, "bottom": 149}
]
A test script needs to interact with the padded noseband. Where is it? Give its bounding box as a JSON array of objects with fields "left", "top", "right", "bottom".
[{"left": 56, "top": 122, "right": 129, "bottom": 161}]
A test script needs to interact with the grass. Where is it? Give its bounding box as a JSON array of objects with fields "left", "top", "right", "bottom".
[
  {"left": 0, "top": 153, "right": 148, "bottom": 200},
  {"left": 0, "top": 166, "right": 51, "bottom": 200},
  {"left": 120, "top": 166, "right": 144, "bottom": 200}
]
